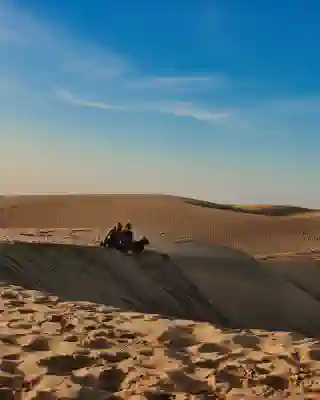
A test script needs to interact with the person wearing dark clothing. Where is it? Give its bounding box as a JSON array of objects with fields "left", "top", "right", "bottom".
[
  {"left": 119, "top": 222, "right": 134, "bottom": 252},
  {"left": 102, "top": 222, "right": 123, "bottom": 248}
]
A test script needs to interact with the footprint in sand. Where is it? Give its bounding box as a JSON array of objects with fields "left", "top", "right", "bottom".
[
  {"left": 63, "top": 333, "right": 80, "bottom": 343},
  {"left": 107, "top": 328, "right": 140, "bottom": 341},
  {"left": 34, "top": 295, "right": 60, "bottom": 305},
  {"left": 7, "top": 300, "right": 26, "bottom": 308},
  {"left": 231, "top": 333, "right": 261, "bottom": 350},
  {"left": 99, "top": 350, "right": 131, "bottom": 363},
  {"left": 309, "top": 347, "right": 320, "bottom": 361},
  {"left": 83, "top": 335, "right": 112, "bottom": 349},
  {"left": 72, "top": 365, "right": 126, "bottom": 393},
  {"left": 0, "top": 359, "right": 20, "bottom": 374},
  {"left": 22, "top": 335, "right": 53, "bottom": 351},
  {"left": 158, "top": 326, "right": 196, "bottom": 348},
  {"left": 39, "top": 352, "right": 96, "bottom": 374},
  {"left": 1, "top": 349, "right": 21, "bottom": 361},
  {"left": 7, "top": 321, "right": 34, "bottom": 330},
  {"left": 197, "top": 342, "right": 229, "bottom": 354},
  {"left": 98, "top": 367, "right": 126, "bottom": 392},
  {"left": 0, "top": 372, "right": 24, "bottom": 392},
  {"left": 215, "top": 364, "right": 248, "bottom": 390},
  {"left": 144, "top": 392, "right": 178, "bottom": 399},
  {"left": 259, "top": 374, "right": 290, "bottom": 392},
  {"left": 1, "top": 290, "right": 22, "bottom": 300},
  {"left": 17, "top": 306, "right": 38, "bottom": 315},
  {"left": 72, "top": 366, "right": 103, "bottom": 387},
  {"left": 0, "top": 332, "right": 22, "bottom": 346},
  {"left": 165, "top": 369, "right": 215, "bottom": 395}
]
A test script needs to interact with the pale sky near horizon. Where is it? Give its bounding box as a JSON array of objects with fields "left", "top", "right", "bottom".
[{"left": 1, "top": 1, "right": 319, "bottom": 207}]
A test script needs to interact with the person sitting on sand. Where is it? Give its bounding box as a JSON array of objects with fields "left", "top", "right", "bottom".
[
  {"left": 102, "top": 222, "right": 123, "bottom": 248},
  {"left": 119, "top": 221, "right": 134, "bottom": 251}
]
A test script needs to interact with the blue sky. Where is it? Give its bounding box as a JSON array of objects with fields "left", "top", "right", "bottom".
[{"left": 1, "top": 0, "right": 319, "bottom": 206}]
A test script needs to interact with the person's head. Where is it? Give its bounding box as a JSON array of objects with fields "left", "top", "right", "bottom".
[
  {"left": 124, "top": 221, "right": 132, "bottom": 230},
  {"left": 140, "top": 236, "right": 149, "bottom": 245},
  {"left": 115, "top": 222, "right": 123, "bottom": 231}
]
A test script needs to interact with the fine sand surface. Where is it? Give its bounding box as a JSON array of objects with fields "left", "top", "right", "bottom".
[
  {"left": 0, "top": 194, "right": 320, "bottom": 398},
  {"left": 1, "top": 194, "right": 320, "bottom": 255}
]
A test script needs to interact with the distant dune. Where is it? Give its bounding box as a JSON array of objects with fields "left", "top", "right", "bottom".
[
  {"left": 182, "top": 197, "right": 317, "bottom": 216},
  {"left": 1, "top": 194, "right": 319, "bottom": 254}
]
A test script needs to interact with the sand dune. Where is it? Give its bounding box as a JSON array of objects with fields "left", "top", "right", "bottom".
[
  {"left": 1, "top": 194, "right": 320, "bottom": 255},
  {"left": 1, "top": 195, "right": 320, "bottom": 398},
  {"left": 183, "top": 197, "right": 317, "bottom": 216},
  {"left": 2, "top": 279, "right": 319, "bottom": 399},
  {"left": 1, "top": 237, "right": 320, "bottom": 336}
]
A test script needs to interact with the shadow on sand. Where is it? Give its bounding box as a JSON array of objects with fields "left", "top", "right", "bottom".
[
  {"left": 182, "top": 198, "right": 317, "bottom": 217},
  {"left": 1, "top": 241, "right": 320, "bottom": 338}
]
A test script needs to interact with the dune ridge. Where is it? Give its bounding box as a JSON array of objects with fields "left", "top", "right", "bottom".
[
  {"left": 1, "top": 237, "right": 320, "bottom": 336},
  {"left": 1, "top": 194, "right": 320, "bottom": 398},
  {"left": 1, "top": 194, "right": 320, "bottom": 255}
]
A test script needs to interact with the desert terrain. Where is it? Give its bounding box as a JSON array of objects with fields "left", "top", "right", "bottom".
[{"left": 0, "top": 194, "right": 320, "bottom": 399}]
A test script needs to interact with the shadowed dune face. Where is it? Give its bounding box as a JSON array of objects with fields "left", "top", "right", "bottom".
[
  {"left": 1, "top": 241, "right": 320, "bottom": 337},
  {"left": 2, "top": 196, "right": 320, "bottom": 398},
  {"left": 182, "top": 198, "right": 318, "bottom": 216},
  {"left": 0, "top": 194, "right": 320, "bottom": 254}
]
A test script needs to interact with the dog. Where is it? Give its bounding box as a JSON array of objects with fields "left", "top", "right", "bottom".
[
  {"left": 130, "top": 236, "right": 150, "bottom": 254},
  {"left": 100, "top": 236, "right": 149, "bottom": 254}
]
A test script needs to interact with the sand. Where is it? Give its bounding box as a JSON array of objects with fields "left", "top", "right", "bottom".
[
  {"left": 1, "top": 194, "right": 320, "bottom": 255},
  {"left": 0, "top": 194, "right": 320, "bottom": 398}
]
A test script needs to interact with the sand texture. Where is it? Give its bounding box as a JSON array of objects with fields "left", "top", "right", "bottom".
[
  {"left": 0, "top": 194, "right": 320, "bottom": 398},
  {"left": 1, "top": 194, "right": 320, "bottom": 255}
]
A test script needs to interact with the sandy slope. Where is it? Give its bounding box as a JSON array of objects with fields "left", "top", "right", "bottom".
[
  {"left": 1, "top": 194, "right": 319, "bottom": 255},
  {"left": 0, "top": 230, "right": 320, "bottom": 398},
  {"left": 1, "top": 234, "right": 320, "bottom": 336},
  {"left": 1, "top": 195, "right": 320, "bottom": 398},
  {"left": 1, "top": 281, "right": 320, "bottom": 399}
]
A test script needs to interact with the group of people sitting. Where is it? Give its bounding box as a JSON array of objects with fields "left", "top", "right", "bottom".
[{"left": 100, "top": 221, "right": 149, "bottom": 254}]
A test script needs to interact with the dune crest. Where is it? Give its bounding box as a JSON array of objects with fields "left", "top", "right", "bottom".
[
  {"left": 0, "top": 238, "right": 320, "bottom": 336},
  {"left": 1, "top": 194, "right": 320, "bottom": 254},
  {"left": 1, "top": 194, "right": 320, "bottom": 398}
]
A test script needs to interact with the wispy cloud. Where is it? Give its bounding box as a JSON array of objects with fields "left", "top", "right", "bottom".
[
  {"left": 155, "top": 76, "right": 211, "bottom": 83},
  {"left": 56, "top": 88, "right": 230, "bottom": 123},
  {"left": 147, "top": 101, "right": 230, "bottom": 122},
  {"left": 1, "top": 2, "right": 231, "bottom": 126},
  {"left": 129, "top": 73, "right": 227, "bottom": 91},
  {"left": 0, "top": 2, "right": 130, "bottom": 82},
  {"left": 0, "top": 2, "right": 234, "bottom": 127},
  {"left": 4, "top": 1, "right": 317, "bottom": 132},
  {"left": 135, "top": 75, "right": 210, "bottom": 87},
  {"left": 55, "top": 88, "right": 127, "bottom": 111}
]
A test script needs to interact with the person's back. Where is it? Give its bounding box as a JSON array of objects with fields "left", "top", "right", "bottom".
[
  {"left": 120, "top": 222, "right": 133, "bottom": 250},
  {"left": 121, "top": 229, "right": 133, "bottom": 243},
  {"left": 103, "top": 222, "right": 123, "bottom": 247}
]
